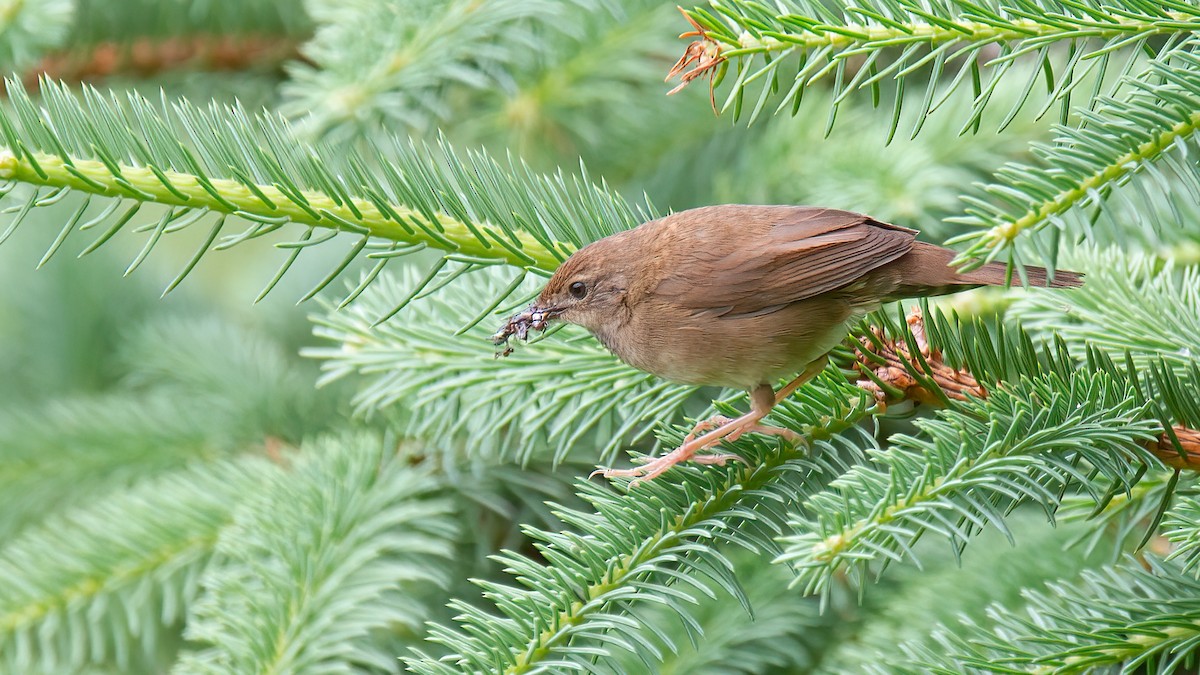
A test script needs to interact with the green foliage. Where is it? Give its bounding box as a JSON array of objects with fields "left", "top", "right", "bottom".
[
  {"left": 895, "top": 557, "right": 1200, "bottom": 673},
  {"left": 0, "top": 393, "right": 235, "bottom": 542},
  {"left": 452, "top": 0, "right": 719, "bottom": 180},
  {"left": 947, "top": 45, "right": 1200, "bottom": 270},
  {"left": 407, "top": 374, "right": 873, "bottom": 674},
  {"left": 1163, "top": 493, "right": 1200, "bottom": 576},
  {"left": 2, "top": 0, "right": 1200, "bottom": 673},
  {"left": 779, "top": 367, "right": 1160, "bottom": 600},
  {"left": 711, "top": 79, "right": 1051, "bottom": 237},
  {"left": 177, "top": 434, "right": 456, "bottom": 674},
  {"left": 66, "top": 0, "right": 310, "bottom": 45},
  {"left": 605, "top": 553, "right": 825, "bottom": 674},
  {"left": 0, "top": 457, "right": 276, "bottom": 674},
  {"left": 0, "top": 239, "right": 162, "bottom": 402},
  {"left": 683, "top": 0, "right": 1199, "bottom": 130},
  {"left": 119, "top": 316, "right": 333, "bottom": 441},
  {"left": 820, "top": 510, "right": 1102, "bottom": 673},
  {"left": 284, "top": 0, "right": 592, "bottom": 140},
  {"left": 0, "top": 77, "right": 647, "bottom": 310},
  {"left": 1011, "top": 248, "right": 1200, "bottom": 372},
  {"left": 0, "top": 0, "right": 73, "bottom": 71}
]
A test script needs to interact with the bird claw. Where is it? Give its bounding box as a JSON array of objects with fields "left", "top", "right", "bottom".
[
  {"left": 592, "top": 411, "right": 786, "bottom": 487},
  {"left": 691, "top": 452, "right": 746, "bottom": 466},
  {"left": 684, "top": 415, "right": 733, "bottom": 443}
]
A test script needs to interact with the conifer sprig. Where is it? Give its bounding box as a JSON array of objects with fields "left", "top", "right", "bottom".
[
  {"left": 678, "top": 0, "right": 1200, "bottom": 132},
  {"left": 946, "top": 48, "right": 1200, "bottom": 269},
  {"left": 895, "top": 557, "right": 1200, "bottom": 673},
  {"left": 0, "top": 458, "right": 275, "bottom": 674},
  {"left": 177, "top": 435, "right": 457, "bottom": 674},
  {"left": 407, "top": 374, "right": 874, "bottom": 674},
  {"left": 0, "top": 78, "right": 648, "bottom": 310}
]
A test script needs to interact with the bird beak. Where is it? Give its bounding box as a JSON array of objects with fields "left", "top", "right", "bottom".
[{"left": 491, "top": 303, "right": 563, "bottom": 347}]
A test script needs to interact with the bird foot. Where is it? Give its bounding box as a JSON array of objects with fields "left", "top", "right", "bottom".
[
  {"left": 592, "top": 411, "right": 801, "bottom": 488},
  {"left": 685, "top": 416, "right": 800, "bottom": 444},
  {"left": 690, "top": 452, "right": 747, "bottom": 466}
]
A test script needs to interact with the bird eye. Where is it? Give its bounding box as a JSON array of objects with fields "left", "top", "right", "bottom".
[{"left": 569, "top": 281, "right": 588, "bottom": 299}]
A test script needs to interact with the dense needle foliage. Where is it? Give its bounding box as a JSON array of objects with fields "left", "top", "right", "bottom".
[{"left": 1, "top": 0, "right": 1198, "bottom": 673}]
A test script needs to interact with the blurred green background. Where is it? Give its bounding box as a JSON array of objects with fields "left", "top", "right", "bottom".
[{"left": 2, "top": 0, "right": 1198, "bottom": 673}]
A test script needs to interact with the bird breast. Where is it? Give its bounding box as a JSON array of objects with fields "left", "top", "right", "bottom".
[{"left": 598, "top": 294, "right": 857, "bottom": 390}]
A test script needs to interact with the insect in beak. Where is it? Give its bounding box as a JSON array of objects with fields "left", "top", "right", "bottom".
[{"left": 492, "top": 305, "right": 562, "bottom": 357}]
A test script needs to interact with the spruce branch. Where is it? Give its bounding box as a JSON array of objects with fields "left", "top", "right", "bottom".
[
  {"left": 895, "top": 557, "right": 1200, "bottom": 673},
  {"left": 946, "top": 47, "right": 1200, "bottom": 269},
  {"left": 307, "top": 267, "right": 705, "bottom": 465},
  {"left": 0, "top": 78, "right": 647, "bottom": 308},
  {"left": 177, "top": 434, "right": 457, "bottom": 674},
  {"left": 407, "top": 375, "right": 875, "bottom": 674},
  {"left": 0, "top": 457, "right": 275, "bottom": 673},
  {"left": 459, "top": 0, "right": 714, "bottom": 180},
  {"left": 780, "top": 299, "right": 1200, "bottom": 599},
  {"left": 282, "top": 0, "right": 592, "bottom": 140},
  {"left": 676, "top": 0, "right": 1200, "bottom": 130},
  {"left": 1010, "top": 249, "right": 1200, "bottom": 374},
  {"left": 779, "top": 364, "right": 1160, "bottom": 600},
  {"left": 851, "top": 305, "right": 1200, "bottom": 470}
]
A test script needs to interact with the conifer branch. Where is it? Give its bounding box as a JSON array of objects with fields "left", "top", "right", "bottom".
[
  {"left": 896, "top": 557, "right": 1200, "bottom": 673},
  {"left": 0, "top": 78, "right": 647, "bottom": 306},
  {"left": 852, "top": 307, "right": 1200, "bottom": 470},
  {"left": 780, "top": 301, "right": 1196, "bottom": 598},
  {"left": 676, "top": 0, "right": 1200, "bottom": 129},
  {"left": 178, "top": 435, "right": 456, "bottom": 674},
  {"left": 0, "top": 458, "right": 275, "bottom": 673},
  {"left": 1010, "top": 250, "right": 1200, "bottom": 374},
  {"left": 0, "top": 149, "right": 562, "bottom": 271},
  {"left": 284, "top": 0, "right": 591, "bottom": 139},
  {"left": 946, "top": 48, "right": 1200, "bottom": 268},
  {"left": 408, "top": 375, "right": 875, "bottom": 674}
]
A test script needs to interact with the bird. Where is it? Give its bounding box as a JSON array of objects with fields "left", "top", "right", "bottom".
[{"left": 493, "top": 204, "right": 1082, "bottom": 485}]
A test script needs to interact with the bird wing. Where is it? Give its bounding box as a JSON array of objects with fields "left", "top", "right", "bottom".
[{"left": 655, "top": 207, "right": 917, "bottom": 318}]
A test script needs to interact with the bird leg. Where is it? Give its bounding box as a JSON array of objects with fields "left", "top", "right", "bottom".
[
  {"left": 682, "top": 415, "right": 801, "bottom": 466},
  {"left": 594, "top": 357, "right": 827, "bottom": 487}
]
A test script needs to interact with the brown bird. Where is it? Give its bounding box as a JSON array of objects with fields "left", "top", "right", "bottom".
[{"left": 494, "top": 205, "right": 1081, "bottom": 485}]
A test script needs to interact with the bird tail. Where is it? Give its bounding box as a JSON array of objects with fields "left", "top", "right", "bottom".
[
  {"left": 883, "top": 241, "right": 1083, "bottom": 300},
  {"left": 956, "top": 256, "right": 1084, "bottom": 289}
]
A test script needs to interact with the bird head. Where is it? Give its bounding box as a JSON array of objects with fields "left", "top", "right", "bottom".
[{"left": 492, "top": 235, "right": 633, "bottom": 351}]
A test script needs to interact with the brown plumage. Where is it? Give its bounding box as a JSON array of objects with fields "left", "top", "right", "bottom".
[{"left": 499, "top": 204, "right": 1082, "bottom": 484}]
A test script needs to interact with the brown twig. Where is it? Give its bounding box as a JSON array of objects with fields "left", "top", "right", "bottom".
[
  {"left": 665, "top": 6, "right": 726, "bottom": 112},
  {"left": 1150, "top": 427, "right": 1200, "bottom": 470},
  {"left": 22, "top": 34, "right": 304, "bottom": 91},
  {"left": 853, "top": 306, "right": 986, "bottom": 405},
  {"left": 852, "top": 307, "right": 1200, "bottom": 471}
]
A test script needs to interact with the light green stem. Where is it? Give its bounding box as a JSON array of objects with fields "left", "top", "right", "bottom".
[
  {"left": 0, "top": 535, "right": 212, "bottom": 633},
  {"left": 719, "top": 12, "right": 1197, "bottom": 56},
  {"left": 963, "top": 109, "right": 1200, "bottom": 261},
  {"left": 0, "top": 150, "right": 568, "bottom": 272}
]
